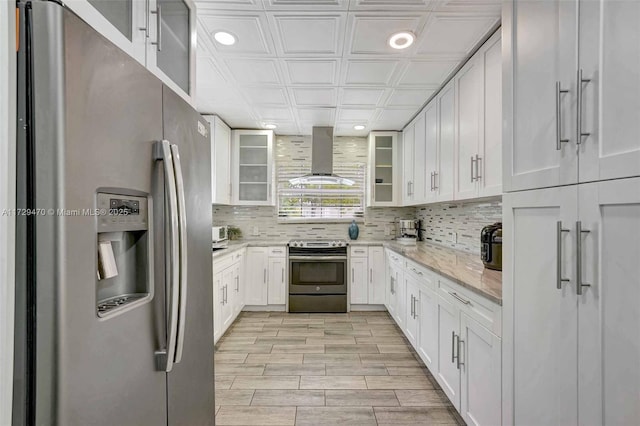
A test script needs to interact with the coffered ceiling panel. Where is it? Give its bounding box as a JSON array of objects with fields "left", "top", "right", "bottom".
[
  {"left": 285, "top": 59, "right": 339, "bottom": 85},
  {"left": 199, "top": 14, "right": 273, "bottom": 55},
  {"left": 224, "top": 58, "right": 282, "bottom": 85},
  {"left": 291, "top": 88, "right": 338, "bottom": 106},
  {"left": 387, "top": 88, "right": 436, "bottom": 107},
  {"left": 348, "top": 14, "right": 425, "bottom": 55},
  {"left": 416, "top": 14, "right": 498, "bottom": 56},
  {"left": 195, "top": 0, "right": 500, "bottom": 135},
  {"left": 397, "top": 60, "right": 458, "bottom": 86},
  {"left": 340, "top": 88, "right": 386, "bottom": 106},
  {"left": 344, "top": 60, "right": 400, "bottom": 85},
  {"left": 270, "top": 14, "right": 347, "bottom": 56}
]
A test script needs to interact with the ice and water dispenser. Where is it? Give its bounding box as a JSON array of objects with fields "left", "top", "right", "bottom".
[{"left": 96, "top": 192, "right": 153, "bottom": 317}]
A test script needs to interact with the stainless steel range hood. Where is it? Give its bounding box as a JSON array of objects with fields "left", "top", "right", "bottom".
[{"left": 289, "top": 126, "right": 355, "bottom": 186}]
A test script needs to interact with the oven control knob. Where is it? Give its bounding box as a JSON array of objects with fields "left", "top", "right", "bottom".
[
  {"left": 316, "top": 286, "right": 320, "bottom": 291},
  {"left": 332, "top": 241, "right": 337, "bottom": 247}
]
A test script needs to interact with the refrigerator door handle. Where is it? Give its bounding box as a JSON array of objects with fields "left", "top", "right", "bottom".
[
  {"left": 171, "top": 144, "right": 188, "bottom": 364},
  {"left": 154, "top": 140, "right": 180, "bottom": 373}
]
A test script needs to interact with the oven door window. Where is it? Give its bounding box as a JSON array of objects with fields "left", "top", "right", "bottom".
[{"left": 290, "top": 260, "right": 345, "bottom": 287}]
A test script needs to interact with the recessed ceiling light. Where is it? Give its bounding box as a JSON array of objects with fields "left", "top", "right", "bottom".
[
  {"left": 389, "top": 31, "right": 415, "bottom": 50},
  {"left": 353, "top": 125, "right": 366, "bottom": 130},
  {"left": 214, "top": 31, "right": 236, "bottom": 46},
  {"left": 264, "top": 124, "right": 277, "bottom": 130}
]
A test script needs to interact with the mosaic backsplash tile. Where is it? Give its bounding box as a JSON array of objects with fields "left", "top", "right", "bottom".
[
  {"left": 213, "top": 134, "right": 502, "bottom": 252},
  {"left": 416, "top": 199, "right": 502, "bottom": 254}
]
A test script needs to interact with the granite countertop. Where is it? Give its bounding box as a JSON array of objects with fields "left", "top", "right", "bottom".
[
  {"left": 347, "top": 240, "right": 388, "bottom": 246},
  {"left": 384, "top": 241, "right": 502, "bottom": 305}
]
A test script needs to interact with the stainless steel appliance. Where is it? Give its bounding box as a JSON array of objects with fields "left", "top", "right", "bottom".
[
  {"left": 481, "top": 222, "right": 503, "bottom": 271},
  {"left": 13, "top": 2, "right": 214, "bottom": 424},
  {"left": 396, "top": 219, "right": 421, "bottom": 244},
  {"left": 289, "top": 240, "right": 348, "bottom": 313}
]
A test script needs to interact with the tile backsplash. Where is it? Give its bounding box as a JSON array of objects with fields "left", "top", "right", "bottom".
[
  {"left": 213, "top": 205, "right": 415, "bottom": 241},
  {"left": 213, "top": 134, "right": 501, "bottom": 252},
  {"left": 416, "top": 200, "right": 502, "bottom": 254}
]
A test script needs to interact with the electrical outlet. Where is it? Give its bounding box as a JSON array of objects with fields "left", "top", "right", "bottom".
[
  {"left": 451, "top": 232, "right": 457, "bottom": 243},
  {"left": 252, "top": 226, "right": 259, "bottom": 236},
  {"left": 385, "top": 224, "right": 394, "bottom": 236}
]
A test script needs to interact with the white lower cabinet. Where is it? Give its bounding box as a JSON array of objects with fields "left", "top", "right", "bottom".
[
  {"left": 245, "top": 246, "right": 287, "bottom": 307},
  {"left": 503, "top": 177, "right": 640, "bottom": 425},
  {"left": 350, "top": 256, "right": 369, "bottom": 304},
  {"left": 460, "top": 313, "right": 501, "bottom": 426},
  {"left": 417, "top": 285, "right": 438, "bottom": 372},
  {"left": 436, "top": 292, "right": 461, "bottom": 408},
  {"left": 350, "top": 246, "right": 386, "bottom": 306},
  {"left": 368, "top": 247, "right": 385, "bottom": 304},
  {"left": 404, "top": 276, "right": 420, "bottom": 348},
  {"left": 213, "top": 249, "right": 246, "bottom": 344},
  {"left": 385, "top": 248, "right": 502, "bottom": 425},
  {"left": 267, "top": 255, "right": 286, "bottom": 305},
  {"left": 245, "top": 247, "right": 268, "bottom": 306}
]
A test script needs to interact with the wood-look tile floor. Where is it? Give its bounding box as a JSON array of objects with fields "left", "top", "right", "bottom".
[{"left": 214, "top": 311, "right": 465, "bottom": 426}]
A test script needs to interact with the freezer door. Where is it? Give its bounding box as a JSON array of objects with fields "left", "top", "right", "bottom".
[
  {"left": 14, "top": 2, "right": 168, "bottom": 425},
  {"left": 162, "top": 86, "right": 215, "bottom": 425}
]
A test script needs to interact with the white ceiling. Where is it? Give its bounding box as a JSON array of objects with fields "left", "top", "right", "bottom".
[{"left": 195, "top": 0, "right": 500, "bottom": 136}]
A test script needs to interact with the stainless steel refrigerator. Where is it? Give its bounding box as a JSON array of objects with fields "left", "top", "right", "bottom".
[{"left": 13, "top": 1, "right": 215, "bottom": 424}]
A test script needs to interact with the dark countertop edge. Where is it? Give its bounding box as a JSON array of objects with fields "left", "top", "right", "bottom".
[{"left": 383, "top": 243, "right": 502, "bottom": 306}]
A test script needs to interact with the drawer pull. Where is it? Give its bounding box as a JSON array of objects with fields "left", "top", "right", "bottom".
[
  {"left": 450, "top": 292, "right": 471, "bottom": 305},
  {"left": 410, "top": 267, "right": 423, "bottom": 276}
]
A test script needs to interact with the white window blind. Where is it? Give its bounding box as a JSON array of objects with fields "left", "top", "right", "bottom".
[{"left": 277, "top": 162, "right": 366, "bottom": 221}]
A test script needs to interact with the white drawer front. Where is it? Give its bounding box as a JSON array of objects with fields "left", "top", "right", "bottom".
[
  {"left": 350, "top": 246, "right": 369, "bottom": 257},
  {"left": 268, "top": 246, "right": 286, "bottom": 257},
  {"left": 439, "top": 279, "right": 501, "bottom": 337}
]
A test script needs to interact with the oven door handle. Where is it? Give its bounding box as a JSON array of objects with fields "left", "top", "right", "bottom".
[{"left": 289, "top": 255, "right": 347, "bottom": 261}]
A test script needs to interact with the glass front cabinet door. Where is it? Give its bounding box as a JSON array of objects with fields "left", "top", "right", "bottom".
[
  {"left": 231, "top": 130, "right": 275, "bottom": 206},
  {"left": 367, "top": 132, "right": 400, "bottom": 207}
]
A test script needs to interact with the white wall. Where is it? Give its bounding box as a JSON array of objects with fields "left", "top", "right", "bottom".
[{"left": 0, "top": 0, "right": 17, "bottom": 423}]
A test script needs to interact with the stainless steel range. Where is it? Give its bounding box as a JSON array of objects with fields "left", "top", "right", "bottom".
[{"left": 288, "top": 240, "right": 348, "bottom": 313}]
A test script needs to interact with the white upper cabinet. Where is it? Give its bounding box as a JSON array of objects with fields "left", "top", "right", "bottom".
[
  {"left": 402, "top": 123, "right": 415, "bottom": 205},
  {"left": 367, "top": 132, "right": 400, "bottom": 207},
  {"left": 503, "top": 0, "right": 578, "bottom": 192},
  {"left": 403, "top": 112, "right": 427, "bottom": 206},
  {"left": 147, "top": 0, "right": 196, "bottom": 103},
  {"left": 413, "top": 112, "right": 427, "bottom": 204},
  {"left": 231, "top": 130, "right": 275, "bottom": 206},
  {"left": 424, "top": 101, "right": 439, "bottom": 204},
  {"left": 66, "top": 0, "right": 196, "bottom": 103},
  {"left": 578, "top": 0, "right": 640, "bottom": 183},
  {"left": 455, "top": 55, "right": 483, "bottom": 201},
  {"left": 205, "top": 115, "right": 231, "bottom": 205},
  {"left": 455, "top": 30, "right": 503, "bottom": 201},
  {"left": 437, "top": 82, "right": 456, "bottom": 202},
  {"left": 479, "top": 33, "right": 503, "bottom": 197}
]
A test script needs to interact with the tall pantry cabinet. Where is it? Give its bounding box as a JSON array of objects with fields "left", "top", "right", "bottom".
[{"left": 503, "top": 1, "right": 640, "bottom": 425}]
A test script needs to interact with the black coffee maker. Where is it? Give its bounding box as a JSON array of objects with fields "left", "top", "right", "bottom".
[{"left": 481, "top": 222, "right": 502, "bottom": 271}]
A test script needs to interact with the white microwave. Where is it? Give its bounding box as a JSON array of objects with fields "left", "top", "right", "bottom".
[{"left": 212, "top": 226, "right": 228, "bottom": 243}]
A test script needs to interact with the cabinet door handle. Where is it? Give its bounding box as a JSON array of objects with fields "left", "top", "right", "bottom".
[
  {"left": 576, "top": 69, "right": 591, "bottom": 145},
  {"left": 449, "top": 292, "right": 471, "bottom": 305},
  {"left": 475, "top": 155, "right": 481, "bottom": 181},
  {"left": 220, "top": 286, "right": 224, "bottom": 305},
  {"left": 470, "top": 156, "right": 475, "bottom": 182},
  {"left": 451, "top": 332, "right": 458, "bottom": 364},
  {"left": 576, "top": 221, "right": 591, "bottom": 295},
  {"left": 150, "top": 6, "right": 162, "bottom": 51},
  {"left": 352, "top": 268, "right": 355, "bottom": 282},
  {"left": 223, "top": 285, "right": 227, "bottom": 304},
  {"left": 235, "top": 276, "right": 239, "bottom": 292},
  {"left": 556, "top": 81, "right": 570, "bottom": 150},
  {"left": 281, "top": 268, "right": 284, "bottom": 283},
  {"left": 410, "top": 295, "right": 414, "bottom": 318},
  {"left": 390, "top": 276, "right": 394, "bottom": 294},
  {"left": 370, "top": 268, "right": 373, "bottom": 283},
  {"left": 457, "top": 338, "right": 464, "bottom": 369},
  {"left": 557, "top": 221, "right": 571, "bottom": 289},
  {"left": 434, "top": 172, "right": 438, "bottom": 190},
  {"left": 263, "top": 269, "right": 267, "bottom": 284}
]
